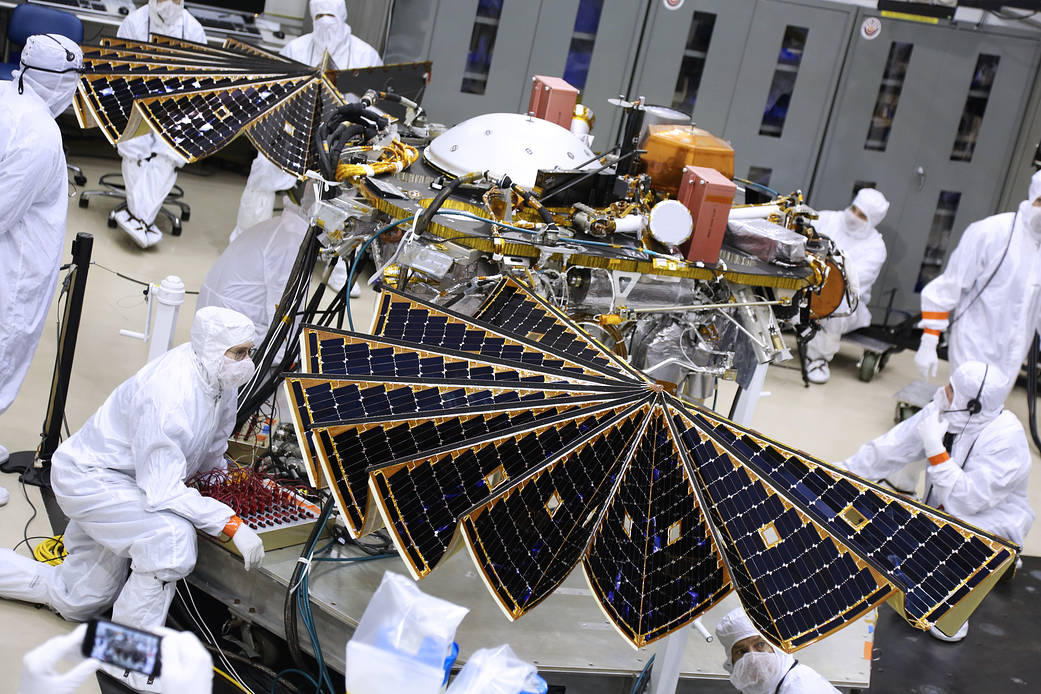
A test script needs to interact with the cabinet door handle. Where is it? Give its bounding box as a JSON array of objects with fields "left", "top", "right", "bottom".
[{"left": 916, "top": 165, "right": 927, "bottom": 190}]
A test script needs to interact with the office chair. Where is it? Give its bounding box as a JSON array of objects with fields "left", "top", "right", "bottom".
[
  {"left": 1, "top": 3, "right": 83, "bottom": 80},
  {"left": 1, "top": 3, "right": 87, "bottom": 184},
  {"left": 78, "top": 174, "right": 190, "bottom": 236}
]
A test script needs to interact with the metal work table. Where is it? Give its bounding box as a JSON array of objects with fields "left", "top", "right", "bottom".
[{"left": 191, "top": 534, "right": 874, "bottom": 690}]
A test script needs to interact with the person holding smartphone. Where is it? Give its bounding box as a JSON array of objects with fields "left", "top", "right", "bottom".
[
  {"left": 0, "top": 308, "right": 265, "bottom": 639},
  {"left": 18, "top": 622, "right": 213, "bottom": 694}
]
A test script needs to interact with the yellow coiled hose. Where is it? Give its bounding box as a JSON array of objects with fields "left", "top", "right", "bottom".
[
  {"left": 33, "top": 535, "right": 66, "bottom": 566},
  {"left": 335, "top": 139, "right": 419, "bottom": 181}
]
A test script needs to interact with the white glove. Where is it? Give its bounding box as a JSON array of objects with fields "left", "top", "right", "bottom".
[
  {"left": 916, "top": 408, "right": 949, "bottom": 459},
  {"left": 154, "top": 628, "right": 213, "bottom": 694},
  {"left": 18, "top": 624, "right": 101, "bottom": 694},
  {"left": 915, "top": 332, "right": 939, "bottom": 380},
  {"left": 231, "top": 524, "right": 265, "bottom": 571}
]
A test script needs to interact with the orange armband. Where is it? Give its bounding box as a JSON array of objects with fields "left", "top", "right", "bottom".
[
  {"left": 923, "top": 328, "right": 941, "bottom": 337},
  {"left": 921, "top": 311, "right": 949, "bottom": 321},
  {"left": 928, "top": 452, "right": 950, "bottom": 466},
  {"left": 220, "top": 515, "right": 243, "bottom": 542}
]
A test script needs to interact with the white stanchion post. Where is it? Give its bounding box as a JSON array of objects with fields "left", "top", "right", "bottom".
[
  {"left": 729, "top": 362, "right": 769, "bottom": 430},
  {"left": 649, "top": 360, "right": 770, "bottom": 694},
  {"left": 147, "top": 275, "right": 185, "bottom": 362}
]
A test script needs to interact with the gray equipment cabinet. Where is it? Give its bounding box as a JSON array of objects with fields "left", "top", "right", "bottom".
[
  {"left": 385, "top": 0, "right": 641, "bottom": 138},
  {"left": 628, "top": 0, "right": 855, "bottom": 194},
  {"left": 388, "top": 0, "right": 856, "bottom": 193},
  {"left": 811, "top": 9, "right": 1040, "bottom": 319}
]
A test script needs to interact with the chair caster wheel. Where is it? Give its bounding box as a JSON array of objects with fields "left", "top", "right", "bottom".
[
  {"left": 858, "top": 352, "right": 881, "bottom": 383},
  {"left": 180, "top": 210, "right": 191, "bottom": 222},
  {"left": 78, "top": 197, "right": 89, "bottom": 208},
  {"left": 107, "top": 216, "right": 118, "bottom": 229},
  {"left": 74, "top": 174, "right": 88, "bottom": 186}
]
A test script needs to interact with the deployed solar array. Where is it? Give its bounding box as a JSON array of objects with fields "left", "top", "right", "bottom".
[
  {"left": 283, "top": 278, "right": 1018, "bottom": 650},
  {"left": 73, "top": 36, "right": 344, "bottom": 176}
]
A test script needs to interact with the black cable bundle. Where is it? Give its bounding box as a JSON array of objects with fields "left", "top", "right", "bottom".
[
  {"left": 234, "top": 221, "right": 327, "bottom": 430},
  {"left": 1028, "top": 332, "right": 1041, "bottom": 453},
  {"left": 313, "top": 103, "right": 389, "bottom": 181},
  {"left": 236, "top": 103, "right": 394, "bottom": 429},
  {"left": 416, "top": 171, "right": 485, "bottom": 237}
]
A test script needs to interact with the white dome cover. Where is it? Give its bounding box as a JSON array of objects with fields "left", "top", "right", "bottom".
[{"left": 424, "top": 113, "right": 596, "bottom": 187}]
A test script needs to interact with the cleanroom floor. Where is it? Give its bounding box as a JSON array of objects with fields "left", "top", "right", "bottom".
[{"left": 0, "top": 154, "right": 1039, "bottom": 693}]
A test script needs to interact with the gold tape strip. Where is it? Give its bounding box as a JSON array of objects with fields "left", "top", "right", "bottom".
[{"left": 354, "top": 185, "right": 815, "bottom": 290}]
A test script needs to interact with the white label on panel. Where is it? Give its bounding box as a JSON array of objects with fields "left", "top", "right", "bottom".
[{"left": 861, "top": 17, "right": 882, "bottom": 41}]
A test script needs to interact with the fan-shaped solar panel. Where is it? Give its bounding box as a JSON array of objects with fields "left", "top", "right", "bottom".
[
  {"left": 75, "top": 36, "right": 347, "bottom": 177},
  {"left": 283, "top": 278, "right": 1019, "bottom": 650}
]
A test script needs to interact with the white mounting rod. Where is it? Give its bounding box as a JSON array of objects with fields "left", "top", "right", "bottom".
[
  {"left": 119, "top": 285, "right": 156, "bottom": 342},
  {"left": 119, "top": 275, "right": 185, "bottom": 363},
  {"left": 147, "top": 275, "right": 185, "bottom": 363},
  {"left": 692, "top": 618, "right": 713, "bottom": 643}
]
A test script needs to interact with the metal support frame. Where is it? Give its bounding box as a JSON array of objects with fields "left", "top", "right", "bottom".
[{"left": 1, "top": 233, "right": 94, "bottom": 486}]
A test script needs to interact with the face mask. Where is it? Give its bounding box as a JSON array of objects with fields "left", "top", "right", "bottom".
[
  {"left": 18, "top": 65, "right": 80, "bottom": 118},
  {"left": 729, "top": 651, "right": 794, "bottom": 694},
  {"left": 936, "top": 383, "right": 979, "bottom": 434},
  {"left": 932, "top": 386, "right": 950, "bottom": 414},
  {"left": 1026, "top": 206, "right": 1041, "bottom": 238},
  {"left": 314, "top": 15, "right": 343, "bottom": 49},
  {"left": 218, "top": 356, "right": 256, "bottom": 389},
  {"left": 843, "top": 208, "right": 868, "bottom": 233},
  {"left": 153, "top": 0, "right": 183, "bottom": 25}
]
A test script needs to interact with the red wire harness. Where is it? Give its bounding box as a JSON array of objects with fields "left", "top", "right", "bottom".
[{"left": 189, "top": 467, "right": 320, "bottom": 531}]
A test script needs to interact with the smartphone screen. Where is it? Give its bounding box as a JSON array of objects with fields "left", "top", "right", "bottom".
[{"left": 83, "top": 619, "right": 162, "bottom": 677}]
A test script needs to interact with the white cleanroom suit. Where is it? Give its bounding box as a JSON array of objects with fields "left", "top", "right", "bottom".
[
  {"left": 230, "top": 0, "right": 382, "bottom": 242},
  {"left": 114, "top": 0, "right": 207, "bottom": 248},
  {"left": 0, "top": 308, "right": 264, "bottom": 637},
  {"left": 716, "top": 608, "right": 839, "bottom": 694},
  {"left": 840, "top": 361, "right": 1034, "bottom": 546},
  {"left": 0, "top": 35, "right": 83, "bottom": 495},
  {"left": 915, "top": 170, "right": 1041, "bottom": 403},
  {"left": 806, "top": 188, "right": 890, "bottom": 384},
  {"left": 283, "top": 0, "right": 382, "bottom": 70},
  {"left": 197, "top": 200, "right": 311, "bottom": 344}
]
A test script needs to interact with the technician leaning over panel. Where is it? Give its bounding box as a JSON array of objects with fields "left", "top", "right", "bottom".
[
  {"left": 0, "top": 308, "right": 265, "bottom": 685},
  {"left": 914, "top": 169, "right": 1041, "bottom": 404},
  {"left": 0, "top": 34, "right": 84, "bottom": 506},
  {"left": 230, "top": 0, "right": 382, "bottom": 243},
  {"left": 113, "top": 0, "right": 207, "bottom": 248}
]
